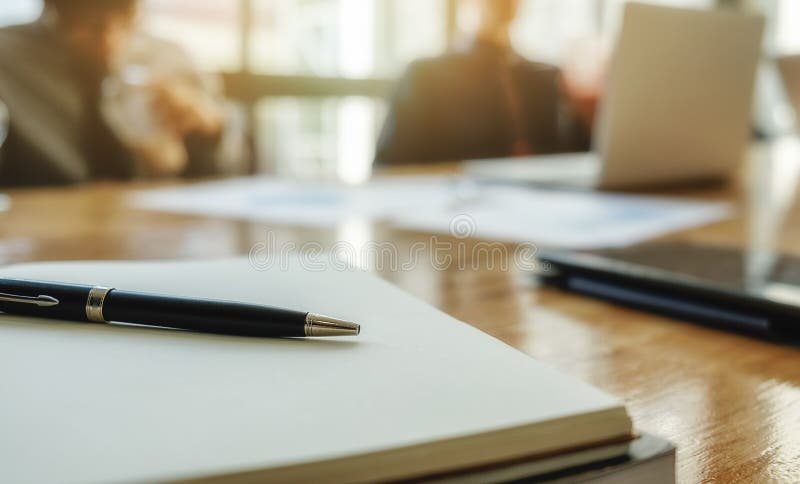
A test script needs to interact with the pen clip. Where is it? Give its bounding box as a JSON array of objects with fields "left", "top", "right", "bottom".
[{"left": 0, "top": 292, "right": 60, "bottom": 307}]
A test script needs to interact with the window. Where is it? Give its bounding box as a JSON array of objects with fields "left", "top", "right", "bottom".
[
  {"left": 5, "top": 0, "right": 799, "bottom": 182},
  {"left": 255, "top": 96, "right": 383, "bottom": 183},
  {"left": 139, "top": 0, "right": 242, "bottom": 72},
  {"left": 249, "top": 0, "right": 449, "bottom": 77},
  {"left": 113, "top": 0, "right": 800, "bottom": 181},
  {"left": 0, "top": 0, "right": 42, "bottom": 27},
  {"left": 774, "top": 0, "right": 800, "bottom": 53},
  {"left": 511, "top": 0, "right": 599, "bottom": 65}
]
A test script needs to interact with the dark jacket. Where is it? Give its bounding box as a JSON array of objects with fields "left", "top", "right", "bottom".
[{"left": 375, "top": 41, "right": 590, "bottom": 165}]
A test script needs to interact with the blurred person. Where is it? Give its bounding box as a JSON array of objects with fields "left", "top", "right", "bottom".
[
  {"left": 0, "top": 0, "right": 244, "bottom": 187},
  {"left": 375, "top": 0, "right": 598, "bottom": 165}
]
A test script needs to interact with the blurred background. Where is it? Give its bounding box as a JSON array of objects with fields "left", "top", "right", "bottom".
[{"left": 3, "top": 0, "right": 798, "bottom": 184}]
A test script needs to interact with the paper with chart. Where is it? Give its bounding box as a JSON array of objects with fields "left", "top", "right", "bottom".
[
  {"left": 391, "top": 186, "right": 733, "bottom": 248},
  {"left": 131, "top": 176, "right": 732, "bottom": 248},
  {"left": 132, "top": 175, "right": 457, "bottom": 227}
]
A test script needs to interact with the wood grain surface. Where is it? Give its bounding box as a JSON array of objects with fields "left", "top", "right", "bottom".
[{"left": 1, "top": 141, "right": 799, "bottom": 483}]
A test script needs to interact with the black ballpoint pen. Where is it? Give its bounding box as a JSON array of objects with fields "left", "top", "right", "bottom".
[{"left": 0, "top": 278, "right": 360, "bottom": 338}]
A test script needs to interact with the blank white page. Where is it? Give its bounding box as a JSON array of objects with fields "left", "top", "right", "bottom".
[{"left": 0, "top": 258, "right": 627, "bottom": 483}]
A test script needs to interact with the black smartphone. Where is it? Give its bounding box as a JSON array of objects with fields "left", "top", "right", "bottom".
[{"left": 537, "top": 243, "right": 800, "bottom": 341}]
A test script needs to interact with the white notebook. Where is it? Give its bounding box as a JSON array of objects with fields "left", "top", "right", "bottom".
[{"left": 0, "top": 258, "right": 632, "bottom": 483}]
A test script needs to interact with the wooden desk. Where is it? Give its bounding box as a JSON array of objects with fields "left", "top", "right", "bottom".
[{"left": 1, "top": 142, "right": 799, "bottom": 483}]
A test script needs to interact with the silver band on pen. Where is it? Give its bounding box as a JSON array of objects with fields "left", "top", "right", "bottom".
[{"left": 86, "top": 286, "right": 114, "bottom": 323}]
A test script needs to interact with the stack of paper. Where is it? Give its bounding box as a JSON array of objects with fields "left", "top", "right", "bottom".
[{"left": 0, "top": 258, "right": 633, "bottom": 483}]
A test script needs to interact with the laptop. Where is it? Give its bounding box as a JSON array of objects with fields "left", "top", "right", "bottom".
[{"left": 464, "top": 3, "right": 765, "bottom": 190}]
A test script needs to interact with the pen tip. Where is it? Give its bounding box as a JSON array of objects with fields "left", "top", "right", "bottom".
[{"left": 305, "top": 313, "right": 360, "bottom": 337}]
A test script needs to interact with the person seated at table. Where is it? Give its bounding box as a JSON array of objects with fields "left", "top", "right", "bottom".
[
  {"left": 0, "top": 0, "right": 243, "bottom": 188},
  {"left": 375, "top": 0, "right": 596, "bottom": 166}
]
